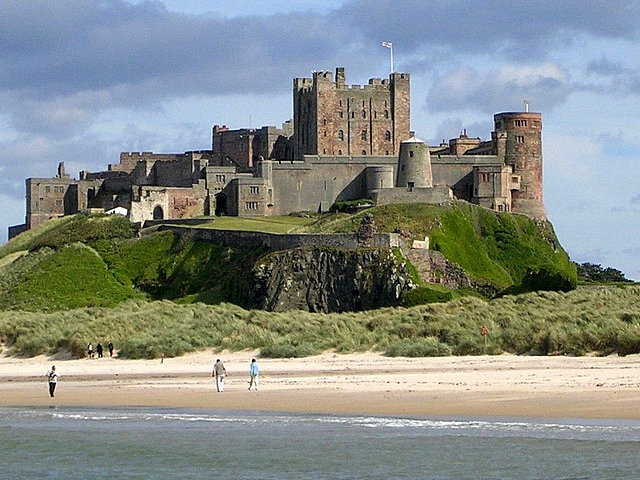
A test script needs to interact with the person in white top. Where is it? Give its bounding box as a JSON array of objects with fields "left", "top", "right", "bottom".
[{"left": 46, "top": 366, "right": 58, "bottom": 397}]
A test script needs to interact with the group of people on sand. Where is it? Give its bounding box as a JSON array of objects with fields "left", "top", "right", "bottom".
[
  {"left": 45, "top": 356, "right": 260, "bottom": 398},
  {"left": 86, "top": 341, "right": 114, "bottom": 359},
  {"left": 212, "top": 358, "right": 260, "bottom": 393}
]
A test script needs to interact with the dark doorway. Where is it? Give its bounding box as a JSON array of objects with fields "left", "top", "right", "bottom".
[
  {"left": 215, "top": 194, "right": 227, "bottom": 216},
  {"left": 153, "top": 206, "right": 164, "bottom": 220}
]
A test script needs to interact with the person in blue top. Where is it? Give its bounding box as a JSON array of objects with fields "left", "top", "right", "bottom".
[{"left": 248, "top": 358, "right": 259, "bottom": 391}]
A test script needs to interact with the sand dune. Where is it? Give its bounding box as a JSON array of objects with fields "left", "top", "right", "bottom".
[{"left": 1, "top": 351, "right": 639, "bottom": 419}]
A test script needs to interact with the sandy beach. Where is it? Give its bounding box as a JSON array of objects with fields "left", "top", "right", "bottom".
[{"left": 1, "top": 350, "right": 639, "bottom": 419}]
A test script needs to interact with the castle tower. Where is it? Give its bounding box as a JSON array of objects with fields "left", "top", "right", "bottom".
[
  {"left": 396, "top": 136, "right": 432, "bottom": 189},
  {"left": 293, "top": 68, "right": 410, "bottom": 159},
  {"left": 493, "top": 112, "right": 546, "bottom": 219}
]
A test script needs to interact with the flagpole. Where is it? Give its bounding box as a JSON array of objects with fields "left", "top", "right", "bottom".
[{"left": 381, "top": 42, "right": 393, "bottom": 74}]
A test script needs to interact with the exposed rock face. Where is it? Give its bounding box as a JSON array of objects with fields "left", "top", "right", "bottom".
[
  {"left": 252, "top": 247, "right": 412, "bottom": 312},
  {"left": 405, "top": 248, "right": 498, "bottom": 297}
]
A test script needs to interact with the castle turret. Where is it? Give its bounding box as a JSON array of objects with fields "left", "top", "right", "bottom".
[
  {"left": 493, "top": 112, "right": 546, "bottom": 219},
  {"left": 396, "top": 136, "right": 432, "bottom": 189}
]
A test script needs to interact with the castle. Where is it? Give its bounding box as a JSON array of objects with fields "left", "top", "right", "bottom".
[{"left": 9, "top": 67, "right": 545, "bottom": 238}]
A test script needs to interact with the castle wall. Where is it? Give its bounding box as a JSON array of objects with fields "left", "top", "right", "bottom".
[
  {"left": 129, "top": 185, "right": 207, "bottom": 224},
  {"left": 373, "top": 187, "right": 452, "bottom": 206},
  {"left": 269, "top": 155, "right": 397, "bottom": 214},
  {"left": 431, "top": 155, "right": 502, "bottom": 201},
  {"left": 155, "top": 225, "right": 400, "bottom": 251}
]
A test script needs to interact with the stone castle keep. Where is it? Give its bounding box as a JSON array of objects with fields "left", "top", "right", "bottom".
[{"left": 9, "top": 67, "right": 545, "bottom": 238}]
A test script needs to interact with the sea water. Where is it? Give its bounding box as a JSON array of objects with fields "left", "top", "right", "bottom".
[{"left": 1, "top": 407, "right": 640, "bottom": 479}]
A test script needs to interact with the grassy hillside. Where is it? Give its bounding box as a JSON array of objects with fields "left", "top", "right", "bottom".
[
  {"left": 0, "top": 203, "right": 575, "bottom": 313},
  {"left": 1, "top": 286, "right": 639, "bottom": 359},
  {"left": 303, "top": 202, "right": 576, "bottom": 290}
]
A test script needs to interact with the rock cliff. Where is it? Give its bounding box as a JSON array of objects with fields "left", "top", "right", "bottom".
[{"left": 251, "top": 247, "right": 412, "bottom": 312}]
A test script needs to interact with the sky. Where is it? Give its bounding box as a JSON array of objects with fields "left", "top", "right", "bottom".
[{"left": 1, "top": 0, "right": 639, "bottom": 279}]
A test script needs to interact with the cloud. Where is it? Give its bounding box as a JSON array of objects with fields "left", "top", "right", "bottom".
[
  {"left": 426, "top": 63, "right": 571, "bottom": 113},
  {"left": 339, "top": 0, "right": 640, "bottom": 61}
]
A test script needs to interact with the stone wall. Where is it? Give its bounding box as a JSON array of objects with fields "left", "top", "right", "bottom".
[
  {"left": 154, "top": 225, "right": 400, "bottom": 251},
  {"left": 373, "top": 186, "right": 452, "bottom": 206}
]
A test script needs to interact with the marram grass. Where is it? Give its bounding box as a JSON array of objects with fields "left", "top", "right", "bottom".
[{"left": 1, "top": 286, "right": 639, "bottom": 359}]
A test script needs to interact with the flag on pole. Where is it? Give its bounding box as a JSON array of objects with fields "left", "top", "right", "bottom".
[{"left": 381, "top": 41, "right": 392, "bottom": 48}]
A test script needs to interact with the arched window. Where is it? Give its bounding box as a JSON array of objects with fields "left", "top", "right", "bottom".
[
  {"left": 338, "top": 150, "right": 342, "bottom": 155},
  {"left": 385, "top": 130, "right": 391, "bottom": 141},
  {"left": 338, "top": 130, "right": 344, "bottom": 141},
  {"left": 362, "top": 150, "right": 367, "bottom": 155},
  {"left": 384, "top": 110, "right": 389, "bottom": 118},
  {"left": 360, "top": 130, "right": 367, "bottom": 141}
]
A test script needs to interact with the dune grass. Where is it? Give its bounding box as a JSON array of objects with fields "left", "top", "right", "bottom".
[{"left": 1, "top": 286, "right": 639, "bottom": 359}]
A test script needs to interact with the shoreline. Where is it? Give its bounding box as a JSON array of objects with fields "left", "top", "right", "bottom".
[{"left": 1, "top": 351, "right": 639, "bottom": 419}]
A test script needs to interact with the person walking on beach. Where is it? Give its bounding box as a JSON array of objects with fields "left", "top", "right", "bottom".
[
  {"left": 87, "top": 342, "right": 93, "bottom": 359},
  {"left": 248, "top": 358, "right": 259, "bottom": 391},
  {"left": 96, "top": 343, "right": 103, "bottom": 358},
  {"left": 46, "top": 366, "right": 58, "bottom": 398},
  {"left": 107, "top": 341, "right": 114, "bottom": 357},
  {"left": 212, "top": 359, "right": 227, "bottom": 392}
]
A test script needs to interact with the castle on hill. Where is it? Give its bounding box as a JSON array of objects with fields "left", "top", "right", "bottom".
[{"left": 9, "top": 67, "right": 545, "bottom": 238}]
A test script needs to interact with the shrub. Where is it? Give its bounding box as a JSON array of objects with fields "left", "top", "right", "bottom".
[{"left": 385, "top": 337, "right": 451, "bottom": 357}]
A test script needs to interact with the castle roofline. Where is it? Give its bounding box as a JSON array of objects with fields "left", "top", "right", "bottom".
[{"left": 401, "top": 135, "right": 425, "bottom": 144}]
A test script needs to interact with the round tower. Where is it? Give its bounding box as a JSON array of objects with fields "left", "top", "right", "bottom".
[
  {"left": 493, "top": 112, "right": 546, "bottom": 219},
  {"left": 396, "top": 136, "right": 432, "bottom": 188}
]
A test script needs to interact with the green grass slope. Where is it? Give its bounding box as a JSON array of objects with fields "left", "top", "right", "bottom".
[
  {"left": 303, "top": 202, "right": 576, "bottom": 292},
  {"left": 0, "top": 203, "right": 575, "bottom": 313}
]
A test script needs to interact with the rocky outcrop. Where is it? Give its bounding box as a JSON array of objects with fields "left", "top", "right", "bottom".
[
  {"left": 405, "top": 248, "right": 498, "bottom": 297},
  {"left": 251, "top": 247, "right": 412, "bottom": 312}
]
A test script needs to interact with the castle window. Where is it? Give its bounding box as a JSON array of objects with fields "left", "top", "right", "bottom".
[
  {"left": 297, "top": 180, "right": 302, "bottom": 191},
  {"left": 245, "top": 201, "right": 259, "bottom": 210},
  {"left": 384, "top": 110, "right": 389, "bottom": 119},
  {"left": 362, "top": 150, "right": 367, "bottom": 155},
  {"left": 323, "top": 180, "right": 327, "bottom": 191},
  {"left": 515, "top": 135, "right": 525, "bottom": 144},
  {"left": 54, "top": 186, "right": 64, "bottom": 193},
  {"left": 338, "top": 130, "right": 344, "bottom": 141},
  {"left": 374, "top": 111, "right": 377, "bottom": 119},
  {"left": 45, "top": 186, "right": 50, "bottom": 193},
  {"left": 385, "top": 150, "right": 389, "bottom": 155},
  {"left": 409, "top": 151, "right": 414, "bottom": 157},
  {"left": 323, "top": 118, "right": 327, "bottom": 126},
  {"left": 360, "top": 130, "right": 367, "bottom": 141},
  {"left": 385, "top": 130, "right": 391, "bottom": 141},
  {"left": 498, "top": 205, "right": 504, "bottom": 212},
  {"left": 324, "top": 130, "right": 327, "bottom": 137},
  {"left": 338, "top": 150, "right": 342, "bottom": 155},
  {"left": 216, "top": 174, "right": 226, "bottom": 183},
  {"left": 362, "top": 110, "right": 366, "bottom": 118},
  {"left": 514, "top": 120, "right": 528, "bottom": 127},
  {"left": 323, "top": 149, "right": 326, "bottom": 154},
  {"left": 249, "top": 186, "right": 259, "bottom": 195},
  {"left": 339, "top": 111, "right": 344, "bottom": 118},
  {"left": 339, "top": 100, "right": 343, "bottom": 107},
  {"left": 362, "top": 100, "right": 365, "bottom": 107}
]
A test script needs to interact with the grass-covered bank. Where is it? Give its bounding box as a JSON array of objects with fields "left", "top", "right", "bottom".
[{"left": 1, "top": 286, "right": 639, "bottom": 359}]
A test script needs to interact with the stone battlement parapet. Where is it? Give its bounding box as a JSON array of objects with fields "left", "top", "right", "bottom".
[{"left": 152, "top": 225, "right": 400, "bottom": 251}]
